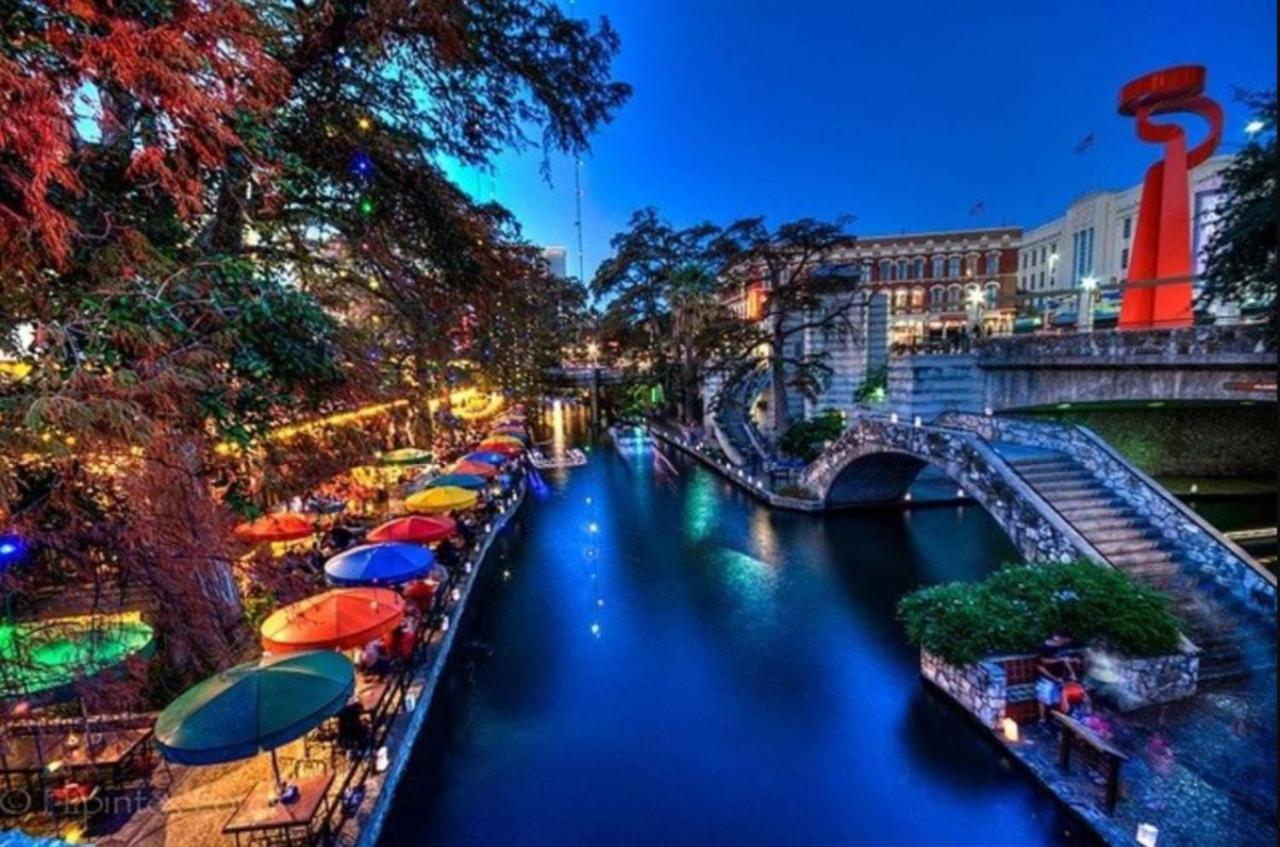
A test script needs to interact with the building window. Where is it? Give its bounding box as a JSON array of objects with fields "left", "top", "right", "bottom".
[
  {"left": 1021, "top": 253, "right": 1028, "bottom": 270},
  {"left": 894, "top": 288, "right": 908, "bottom": 309},
  {"left": 911, "top": 287, "right": 925, "bottom": 307},
  {"left": 1121, "top": 247, "right": 1129, "bottom": 269},
  {"left": 1039, "top": 270, "right": 1045, "bottom": 288},
  {"left": 985, "top": 281, "right": 1000, "bottom": 308},
  {"left": 946, "top": 284, "right": 962, "bottom": 305},
  {"left": 948, "top": 256, "right": 961, "bottom": 278},
  {"left": 1071, "top": 227, "right": 1095, "bottom": 282},
  {"left": 1123, "top": 216, "right": 1132, "bottom": 239},
  {"left": 932, "top": 256, "right": 945, "bottom": 278},
  {"left": 930, "top": 285, "right": 945, "bottom": 307},
  {"left": 1039, "top": 246, "right": 1046, "bottom": 265},
  {"left": 913, "top": 257, "right": 924, "bottom": 279},
  {"left": 897, "top": 258, "right": 909, "bottom": 281},
  {"left": 986, "top": 253, "right": 1000, "bottom": 275},
  {"left": 878, "top": 259, "right": 891, "bottom": 281}
]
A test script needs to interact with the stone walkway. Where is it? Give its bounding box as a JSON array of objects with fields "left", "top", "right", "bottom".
[{"left": 1006, "top": 670, "right": 1276, "bottom": 847}]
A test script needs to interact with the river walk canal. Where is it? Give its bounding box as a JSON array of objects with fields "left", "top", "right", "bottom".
[{"left": 380, "top": 406, "right": 1103, "bottom": 846}]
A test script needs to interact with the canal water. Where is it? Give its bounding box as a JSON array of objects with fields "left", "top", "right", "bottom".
[{"left": 379, "top": 405, "right": 1099, "bottom": 846}]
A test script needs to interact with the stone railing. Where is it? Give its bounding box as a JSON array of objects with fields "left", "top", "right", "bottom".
[
  {"left": 801, "top": 415, "right": 1101, "bottom": 564},
  {"left": 939, "top": 412, "right": 1277, "bottom": 621},
  {"left": 975, "top": 323, "right": 1276, "bottom": 367}
]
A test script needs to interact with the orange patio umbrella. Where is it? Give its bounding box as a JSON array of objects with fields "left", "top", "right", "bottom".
[
  {"left": 234, "top": 512, "right": 315, "bottom": 543},
  {"left": 260, "top": 588, "right": 404, "bottom": 653},
  {"left": 367, "top": 516, "right": 458, "bottom": 545},
  {"left": 450, "top": 459, "right": 498, "bottom": 478}
]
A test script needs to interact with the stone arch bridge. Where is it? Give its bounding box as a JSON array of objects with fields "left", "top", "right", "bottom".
[{"left": 799, "top": 412, "right": 1276, "bottom": 682}]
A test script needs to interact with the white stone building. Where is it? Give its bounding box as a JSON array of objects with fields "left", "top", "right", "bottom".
[{"left": 1016, "top": 155, "right": 1232, "bottom": 309}]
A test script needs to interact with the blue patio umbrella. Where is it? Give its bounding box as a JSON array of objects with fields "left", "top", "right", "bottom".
[
  {"left": 424, "top": 473, "right": 488, "bottom": 491},
  {"left": 324, "top": 542, "right": 433, "bottom": 587},
  {"left": 463, "top": 451, "right": 508, "bottom": 467}
]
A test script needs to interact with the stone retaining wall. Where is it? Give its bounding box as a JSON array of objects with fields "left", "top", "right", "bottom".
[
  {"left": 920, "top": 650, "right": 1009, "bottom": 728},
  {"left": 1084, "top": 646, "right": 1200, "bottom": 712}
]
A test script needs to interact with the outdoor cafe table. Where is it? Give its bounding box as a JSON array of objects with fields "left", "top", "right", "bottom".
[
  {"left": 52, "top": 726, "right": 153, "bottom": 780},
  {"left": 1, "top": 725, "right": 151, "bottom": 785},
  {"left": 222, "top": 771, "right": 334, "bottom": 847}
]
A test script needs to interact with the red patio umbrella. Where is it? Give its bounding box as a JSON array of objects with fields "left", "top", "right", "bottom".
[
  {"left": 450, "top": 459, "right": 498, "bottom": 478},
  {"left": 367, "top": 516, "right": 457, "bottom": 545},
  {"left": 260, "top": 588, "right": 404, "bottom": 654},
  {"left": 476, "top": 440, "right": 523, "bottom": 457},
  {"left": 234, "top": 512, "right": 315, "bottom": 543}
]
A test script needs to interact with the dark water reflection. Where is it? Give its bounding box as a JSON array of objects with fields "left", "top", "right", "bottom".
[{"left": 380, "top": 406, "right": 1100, "bottom": 846}]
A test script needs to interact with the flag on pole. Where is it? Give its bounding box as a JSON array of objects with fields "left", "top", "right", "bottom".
[{"left": 1074, "top": 132, "right": 1095, "bottom": 154}]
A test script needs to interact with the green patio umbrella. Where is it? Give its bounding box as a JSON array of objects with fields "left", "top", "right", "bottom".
[
  {"left": 155, "top": 650, "right": 354, "bottom": 793},
  {"left": 378, "top": 447, "right": 433, "bottom": 466}
]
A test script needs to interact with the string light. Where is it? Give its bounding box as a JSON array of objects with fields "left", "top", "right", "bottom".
[{"left": 357, "top": 116, "right": 373, "bottom": 132}]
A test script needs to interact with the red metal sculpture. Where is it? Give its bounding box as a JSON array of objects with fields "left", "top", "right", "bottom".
[{"left": 1117, "top": 65, "right": 1222, "bottom": 329}]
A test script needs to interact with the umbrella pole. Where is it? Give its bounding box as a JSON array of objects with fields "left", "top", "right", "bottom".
[{"left": 270, "top": 748, "right": 287, "bottom": 797}]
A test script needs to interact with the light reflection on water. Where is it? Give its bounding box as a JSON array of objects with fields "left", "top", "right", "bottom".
[{"left": 379, "top": 409, "right": 1099, "bottom": 847}]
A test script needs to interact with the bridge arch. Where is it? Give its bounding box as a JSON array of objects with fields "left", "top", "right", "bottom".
[{"left": 802, "top": 417, "right": 1097, "bottom": 565}]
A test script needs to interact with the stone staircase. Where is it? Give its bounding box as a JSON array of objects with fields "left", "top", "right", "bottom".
[
  {"left": 1010, "top": 453, "right": 1277, "bottom": 684},
  {"left": 712, "top": 368, "right": 770, "bottom": 468}
]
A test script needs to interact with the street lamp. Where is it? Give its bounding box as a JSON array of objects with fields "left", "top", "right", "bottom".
[{"left": 1078, "top": 276, "right": 1098, "bottom": 332}]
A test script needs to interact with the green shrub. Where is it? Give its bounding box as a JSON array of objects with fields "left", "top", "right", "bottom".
[
  {"left": 778, "top": 409, "right": 845, "bottom": 461},
  {"left": 897, "top": 560, "right": 1181, "bottom": 665}
]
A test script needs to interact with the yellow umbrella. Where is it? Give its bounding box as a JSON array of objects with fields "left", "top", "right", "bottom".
[{"left": 405, "top": 486, "right": 478, "bottom": 514}]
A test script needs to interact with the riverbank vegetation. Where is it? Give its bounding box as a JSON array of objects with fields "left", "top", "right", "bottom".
[{"left": 897, "top": 561, "right": 1181, "bottom": 665}]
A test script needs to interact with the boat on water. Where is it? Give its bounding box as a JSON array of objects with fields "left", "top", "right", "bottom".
[
  {"left": 529, "top": 447, "right": 588, "bottom": 469},
  {"left": 608, "top": 423, "right": 652, "bottom": 454}
]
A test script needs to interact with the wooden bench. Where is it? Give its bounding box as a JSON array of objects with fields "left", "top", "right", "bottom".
[{"left": 1053, "top": 712, "right": 1128, "bottom": 813}]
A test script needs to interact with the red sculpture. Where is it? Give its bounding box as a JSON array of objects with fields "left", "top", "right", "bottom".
[{"left": 1117, "top": 66, "right": 1222, "bottom": 330}]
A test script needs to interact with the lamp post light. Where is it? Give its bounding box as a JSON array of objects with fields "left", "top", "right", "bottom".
[{"left": 1077, "top": 275, "right": 1098, "bottom": 332}]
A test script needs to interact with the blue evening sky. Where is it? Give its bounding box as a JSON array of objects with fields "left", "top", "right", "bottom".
[{"left": 446, "top": 0, "right": 1277, "bottom": 282}]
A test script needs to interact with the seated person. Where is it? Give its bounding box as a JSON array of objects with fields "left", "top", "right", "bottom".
[
  {"left": 336, "top": 700, "right": 369, "bottom": 751},
  {"left": 359, "top": 639, "right": 390, "bottom": 676},
  {"left": 1036, "top": 633, "right": 1087, "bottom": 720}
]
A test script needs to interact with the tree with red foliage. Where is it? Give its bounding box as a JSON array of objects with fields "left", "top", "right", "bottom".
[{"left": 1, "top": 0, "right": 628, "bottom": 704}]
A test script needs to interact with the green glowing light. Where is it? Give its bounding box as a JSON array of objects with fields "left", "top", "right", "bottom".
[
  {"left": 358, "top": 198, "right": 375, "bottom": 216},
  {"left": 0, "top": 615, "right": 154, "bottom": 698}
]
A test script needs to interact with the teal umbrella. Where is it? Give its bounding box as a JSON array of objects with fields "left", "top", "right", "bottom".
[
  {"left": 155, "top": 651, "right": 354, "bottom": 792},
  {"left": 424, "top": 473, "right": 488, "bottom": 491}
]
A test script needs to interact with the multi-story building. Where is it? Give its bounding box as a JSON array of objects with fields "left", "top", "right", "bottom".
[
  {"left": 713, "top": 226, "right": 1021, "bottom": 430},
  {"left": 829, "top": 227, "right": 1022, "bottom": 348},
  {"left": 1016, "top": 155, "right": 1231, "bottom": 308}
]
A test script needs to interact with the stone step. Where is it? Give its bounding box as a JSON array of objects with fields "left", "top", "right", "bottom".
[
  {"left": 1014, "top": 461, "right": 1081, "bottom": 474},
  {"left": 1018, "top": 470, "right": 1095, "bottom": 484},
  {"left": 1085, "top": 525, "right": 1162, "bottom": 543},
  {"left": 1060, "top": 505, "right": 1141, "bottom": 521},
  {"left": 1032, "top": 482, "right": 1110, "bottom": 498},
  {"left": 1055, "top": 498, "right": 1130, "bottom": 515},
  {"left": 1109, "top": 549, "right": 1177, "bottom": 568},
  {"left": 1072, "top": 516, "right": 1149, "bottom": 533},
  {"left": 1095, "top": 537, "right": 1168, "bottom": 556}
]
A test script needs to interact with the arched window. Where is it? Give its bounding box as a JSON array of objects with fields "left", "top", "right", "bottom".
[
  {"left": 897, "top": 258, "right": 909, "bottom": 280},
  {"left": 984, "top": 281, "right": 1000, "bottom": 308},
  {"left": 946, "top": 284, "right": 962, "bottom": 304},
  {"left": 965, "top": 255, "right": 978, "bottom": 276},
  {"left": 986, "top": 253, "right": 1000, "bottom": 275},
  {"left": 913, "top": 257, "right": 925, "bottom": 279},
  {"left": 879, "top": 259, "right": 892, "bottom": 281},
  {"left": 932, "top": 256, "right": 945, "bottom": 278},
  {"left": 911, "top": 287, "right": 925, "bottom": 307},
  {"left": 894, "top": 288, "right": 908, "bottom": 309},
  {"left": 948, "top": 256, "right": 961, "bottom": 278},
  {"left": 930, "top": 285, "right": 945, "bottom": 307}
]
